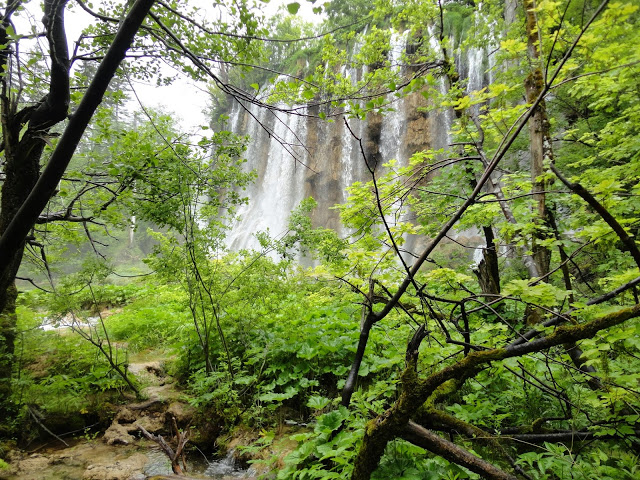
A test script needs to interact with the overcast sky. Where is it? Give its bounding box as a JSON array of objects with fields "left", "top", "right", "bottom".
[
  {"left": 74, "top": 0, "right": 323, "bottom": 132},
  {"left": 13, "top": 0, "right": 323, "bottom": 132}
]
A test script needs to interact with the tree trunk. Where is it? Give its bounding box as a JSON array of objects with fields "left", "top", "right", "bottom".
[
  {"left": 0, "top": 282, "right": 18, "bottom": 420},
  {"left": 524, "top": 0, "right": 553, "bottom": 277},
  {"left": 0, "top": 134, "right": 48, "bottom": 418},
  {"left": 0, "top": 0, "right": 156, "bottom": 422},
  {"left": 0, "top": 0, "right": 71, "bottom": 419},
  {"left": 474, "top": 226, "right": 501, "bottom": 296}
]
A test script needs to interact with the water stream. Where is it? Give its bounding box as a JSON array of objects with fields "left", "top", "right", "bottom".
[
  {"left": 144, "top": 448, "right": 255, "bottom": 478},
  {"left": 6, "top": 441, "right": 255, "bottom": 480}
]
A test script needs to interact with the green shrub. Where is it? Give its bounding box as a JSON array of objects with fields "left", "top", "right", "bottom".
[
  {"left": 105, "top": 284, "right": 190, "bottom": 351},
  {"left": 12, "top": 305, "right": 132, "bottom": 440}
]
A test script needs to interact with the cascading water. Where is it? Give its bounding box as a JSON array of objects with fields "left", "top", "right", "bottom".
[
  {"left": 465, "top": 39, "right": 486, "bottom": 123},
  {"left": 427, "top": 24, "right": 455, "bottom": 150},
  {"left": 467, "top": 46, "right": 485, "bottom": 94},
  {"left": 466, "top": 3, "right": 496, "bottom": 95},
  {"left": 379, "top": 30, "right": 409, "bottom": 166},
  {"left": 142, "top": 447, "right": 254, "bottom": 478},
  {"left": 339, "top": 29, "right": 367, "bottom": 205},
  {"left": 224, "top": 101, "right": 308, "bottom": 252},
  {"left": 222, "top": 26, "right": 485, "bottom": 256}
]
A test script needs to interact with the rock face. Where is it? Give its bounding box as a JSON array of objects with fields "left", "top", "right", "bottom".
[
  {"left": 0, "top": 452, "right": 50, "bottom": 479},
  {"left": 166, "top": 403, "right": 196, "bottom": 426},
  {"left": 224, "top": 34, "right": 454, "bottom": 255},
  {"left": 104, "top": 422, "right": 137, "bottom": 446},
  {"left": 103, "top": 361, "right": 194, "bottom": 447},
  {"left": 82, "top": 453, "right": 148, "bottom": 480},
  {"left": 2, "top": 442, "right": 156, "bottom": 480}
]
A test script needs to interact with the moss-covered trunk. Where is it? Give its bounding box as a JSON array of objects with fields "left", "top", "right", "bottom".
[
  {"left": 0, "top": 0, "right": 70, "bottom": 422},
  {"left": 0, "top": 129, "right": 47, "bottom": 420}
]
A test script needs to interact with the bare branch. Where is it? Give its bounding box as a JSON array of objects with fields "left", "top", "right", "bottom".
[
  {"left": 551, "top": 162, "right": 640, "bottom": 269},
  {"left": 401, "top": 421, "right": 517, "bottom": 480}
]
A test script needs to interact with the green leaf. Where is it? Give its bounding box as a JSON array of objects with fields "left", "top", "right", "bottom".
[
  {"left": 286, "top": 2, "right": 300, "bottom": 14},
  {"left": 258, "top": 386, "right": 298, "bottom": 403},
  {"left": 316, "top": 411, "right": 344, "bottom": 433},
  {"left": 306, "top": 395, "right": 331, "bottom": 410},
  {"left": 18, "top": 121, "right": 29, "bottom": 142},
  {"left": 502, "top": 279, "right": 569, "bottom": 307}
]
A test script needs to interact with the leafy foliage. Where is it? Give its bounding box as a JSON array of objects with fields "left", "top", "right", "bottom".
[{"left": 3, "top": 1, "right": 640, "bottom": 480}]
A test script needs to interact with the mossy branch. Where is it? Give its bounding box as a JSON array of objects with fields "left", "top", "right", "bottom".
[
  {"left": 401, "top": 421, "right": 518, "bottom": 480},
  {"left": 418, "top": 409, "right": 532, "bottom": 479},
  {"left": 351, "top": 302, "right": 640, "bottom": 480}
]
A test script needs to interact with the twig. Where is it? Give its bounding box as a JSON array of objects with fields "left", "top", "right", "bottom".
[{"left": 27, "top": 406, "right": 69, "bottom": 447}]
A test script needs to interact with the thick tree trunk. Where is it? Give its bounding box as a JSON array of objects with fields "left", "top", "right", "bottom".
[
  {"left": 0, "top": 0, "right": 156, "bottom": 423},
  {"left": 475, "top": 226, "right": 501, "bottom": 296},
  {"left": 0, "top": 283, "right": 18, "bottom": 420},
  {"left": 0, "top": 135, "right": 47, "bottom": 419},
  {"left": 0, "top": 0, "right": 70, "bottom": 418}
]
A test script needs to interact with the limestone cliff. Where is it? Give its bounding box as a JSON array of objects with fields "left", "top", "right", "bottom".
[{"left": 224, "top": 32, "right": 485, "bottom": 255}]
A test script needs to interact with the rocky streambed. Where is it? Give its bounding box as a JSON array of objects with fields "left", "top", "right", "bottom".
[
  {"left": 2, "top": 440, "right": 255, "bottom": 480},
  {"left": 1, "top": 359, "right": 257, "bottom": 480}
]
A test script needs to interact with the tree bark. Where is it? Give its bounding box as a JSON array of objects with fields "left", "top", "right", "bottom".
[
  {"left": 475, "top": 226, "right": 501, "bottom": 296},
  {"left": 524, "top": 0, "right": 553, "bottom": 277},
  {"left": 341, "top": 312, "right": 374, "bottom": 406},
  {"left": 401, "top": 421, "right": 517, "bottom": 480},
  {"left": 0, "top": 0, "right": 71, "bottom": 420},
  {"left": 138, "top": 417, "right": 189, "bottom": 476}
]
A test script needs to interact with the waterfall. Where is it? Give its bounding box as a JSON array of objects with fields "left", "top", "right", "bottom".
[
  {"left": 223, "top": 31, "right": 386, "bottom": 252},
  {"left": 220, "top": 27, "right": 485, "bottom": 256},
  {"left": 463, "top": 7, "right": 496, "bottom": 251},
  {"left": 224, "top": 101, "right": 308, "bottom": 252},
  {"left": 379, "top": 30, "right": 409, "bottom": 166},
  {"left": 466, "top": 3, "right": 493, "bottom": 95},
  {"left": 427, "top": 24, "right": 455, "bottom": 150},
  {"left": 466, "top": 46, "right": 485, "bottom": 93}
]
